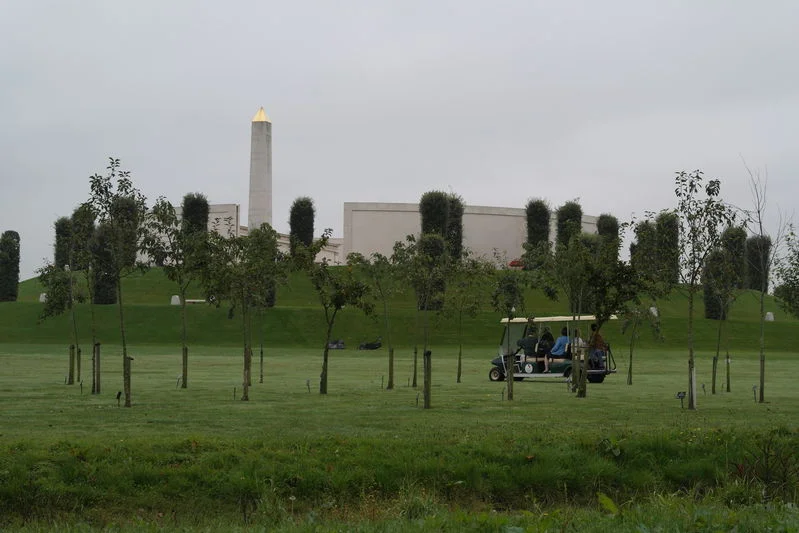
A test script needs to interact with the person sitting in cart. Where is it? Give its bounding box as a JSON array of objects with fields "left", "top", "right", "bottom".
[
  {"left": 588, "top": 323, "right": 607, "bottom": 369},
  {"left": 547, "top": 327, "right": 570, "bottom": 369}
]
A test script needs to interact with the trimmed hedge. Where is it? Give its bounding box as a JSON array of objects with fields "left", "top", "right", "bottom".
[
  {"left": 525, "top": 199, "right": 550, "bottom": 248},
  {"left": 0, "top": 230, "right": 20, "bottom": 302},
  {"left": 745, "top": 235, "right": 771, "bottom": 291},
  {"left": 556, "top": 201, "right": 582, "bottom": 248},
  {"left": 289, "top": 196, "right": 315, "bottom": 256}
]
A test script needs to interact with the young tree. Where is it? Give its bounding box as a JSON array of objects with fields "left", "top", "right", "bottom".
[
  {"left": 37, "top": 261, "right": 80, "bottom": 383},
  {"left": 491, "top": 267, "right": 526, "bottom": 401},
  {"left": 674, "top": 170, "right": 735, "bottom": 410},
  {"left": 204, "top": 222, "right": 285, "bottom": 400},
  {"left": 39, "top": 217, "right": 83, "bottom": 383},
  {"left": 71, "top": 204, "right": 101, "bottom": 393},
  {"left": 623, "top": 217, "right": 668, "bottom": 386},
  {"left": 86, "top": 158, "right": 148, "bottom": 408},
  {"left": 556, "top": 201, "right": 583, "bottom": 248},
  {"left": 393, "top": 233, "right": 450, "bottom": 406},
  {"left": 0, "top": 230, "right": 20, "bottom": 302},
  {"left": 289, "top": 197, "right": 315, "bottom": 258},
  {"left": 580, "top": 236, "right": 638, "bottom": 397},
  {"left": 446, "top": 254, "right": 494, "bottom": 383},
  {"left": 744, "top": 165, "right": 788, "bottom": 404},
  {"left": 142, "top": 195, "right": 209, "bottom": 389},
  {"left": 347, "top": 252, "right": 402, "bottom": 390},
  {"left": 701, "top": 247, "right": 739, "bottom": 394},
  {"left": 302, "top": 229, "right": 372, "bottom": 395}
]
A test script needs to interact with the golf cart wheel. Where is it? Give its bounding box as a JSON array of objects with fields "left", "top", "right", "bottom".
[
  {"left": 563, "top": 367, "right": 572, "bottom": 378},
  {"left": 489, "top": 368, "right": 504, "bottom": 382},
  {"left": 587, "top": 374, "right": 606, "bottom": 384},
  {"left": 522, "top": 362, "right": 534, "bottom": 374}
]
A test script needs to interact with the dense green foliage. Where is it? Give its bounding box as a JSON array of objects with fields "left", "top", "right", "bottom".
[
  {"left": 70, "top": 204, "right": 95, "bottom": 271},
  {"left": 53, "top": 216, "right": 72, "bottom": 269},
  {"left": 596, "top": 213, "right": 619, "bottom": 243},
  {"left": 289, "top": 196, "right": 315, "bottom": 256},
  {"left": 745, "top": 234, "right": 771, "bottom": 291},
  {"left": 525, "top": 198, "right": 551, "bottom": 248},
  {"left": 445, "top": 194, "right": 464, "bottom": 259},
  {"left": 655, "top": 211, "right": 679, "bottom": 284},
  {"left": 703, "top": 248, "right": 730, "bottom": 320},
  {"left": 721, "top": 225, "right": 747, "bottom": 289},
  {"left": 181, "top": 192, "right": 210, "bottom": 235},
  {"left": 630, "top": 220, "right": 657, "bottom": 283},
  {"left": 90, "top": 223, "right": 116, "bottom": 304},
  {"left": 419, "top": 191, "right": 449, "bottom": 236},
  {"left": 555, "top": 201, "right": 582, "bottom": 247},
  {"left": 0, "top": 230, "right": 21, "bottom": 302}
]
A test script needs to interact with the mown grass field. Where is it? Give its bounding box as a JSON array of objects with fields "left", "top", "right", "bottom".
[{"left": 1, "top": 269, "right": 798, "bottom": 531}]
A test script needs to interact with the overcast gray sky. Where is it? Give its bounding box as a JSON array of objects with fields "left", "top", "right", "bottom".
[{"left": 2, "top": 1, "right": 798, "bottom": 279}]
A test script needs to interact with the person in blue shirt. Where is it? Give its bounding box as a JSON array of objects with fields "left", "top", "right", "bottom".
[{"left": 546, "top": 327, "right": 570, "bottom": 372}]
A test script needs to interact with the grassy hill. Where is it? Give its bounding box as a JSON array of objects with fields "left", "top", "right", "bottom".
[{"left": 3, "top": 268, "right": 796, "bottom": 352}]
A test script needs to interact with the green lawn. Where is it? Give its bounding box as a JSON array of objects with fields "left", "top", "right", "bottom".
[
  {"left": 2, "top": 269, "right": 799, "bottom": 531},
  {"left": 1, "top": 344, "right": 795, "bottom": 440},
  {"left": 1, "top": 343, "right": 797, "bottom": 531}
]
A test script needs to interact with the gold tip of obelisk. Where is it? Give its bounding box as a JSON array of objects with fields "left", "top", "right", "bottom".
[{"left": 252, "top": 107, "right": 271, "bottom": 123}]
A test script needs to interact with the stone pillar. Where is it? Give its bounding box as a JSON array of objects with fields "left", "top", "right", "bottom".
[{"left": 248, "top": 107, "right": 272, "bottom": 230}]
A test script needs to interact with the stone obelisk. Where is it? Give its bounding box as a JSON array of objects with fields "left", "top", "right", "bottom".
[{"left": 248, "top": 107, "right": 272, "bottom": 230}]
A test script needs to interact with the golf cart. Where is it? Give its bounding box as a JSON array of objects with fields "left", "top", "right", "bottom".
[{"left": 488, "top": 315, "right": 617, "bottom": 383}]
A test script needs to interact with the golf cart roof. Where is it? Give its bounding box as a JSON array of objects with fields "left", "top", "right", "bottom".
[{"left": 499, "top": 314, "right": 618, "bottom": 324}]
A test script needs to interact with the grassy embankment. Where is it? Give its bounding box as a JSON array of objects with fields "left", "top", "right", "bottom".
[{"left": 0, "top": 270, "right": 797, "bottom": 531}]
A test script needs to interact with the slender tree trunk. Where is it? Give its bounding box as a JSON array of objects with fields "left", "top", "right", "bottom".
[
  {"left": 627, "top": 318, "right": 638, "bottom": 385},
  {"left": 94, "top": 343, "right": 101, "bottom": 394},
  {"left": 69, "top": 270, "right": 81, "bottom": 382},
  {"left": 688, "top": 289, "right": 697, "bottom": 410},
  {"left": 505, "top": 316, "right": 514, "bottom": 401},
  {"left": 88, "top": 278, "right": 98, "bottom": 394},
  {"left": 712, "top": 315, "right": 723, "bottom": 394},
  {"left": 387, "top": 347, "right": 394, "bottom": 390},
  {"left": 423, "top": 308, "right": 432, "bottom": 408},
  {"left": 412, "top": 311, "right": 419, "bottom": 388},
  {"left": 581, "top": 346, "right": 589, "bottom": 397},
  {"left": 457, "top": 344, "right": 463, "bottom": 384},
  {"left": 456, "top": 312, "right": 463, "bottom": 384},
  {"left": 412, "top": 346, "right": 418, "bottom": 388},
  {"left": 259, "top": 308, "right": 264, "bottom": 384},
  {"left": 759, "top": 289, "right": 765, "bottom": 403},
  {"left": 725, "top": 349, "right": 731, "bottom": 392},
  {"left": 68, "top": 344, "right": 75, "bottom": 384},
  {"left": 180, "top": 289, "right": 188, "bottom": 389},
  {"left": 246, "top": 308, "right": 252, "bottom": 387},
  {"left": 91, "top": 343, "right": 96, "bottom": 394},
  {"left": 118, "top": 282, "right": 131, "bottom": 408},
  {"left": 381, "top": 296, "right": 394, "bottom": 390},
  {"left": 320, "top": 311, "right": 335, "bottom": 394},
  {"left": 242, "top": 305, "right": 250, "bottom": 401},
  {"left": 423, "top": 348, "right": 432, "bottom": 409}
]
